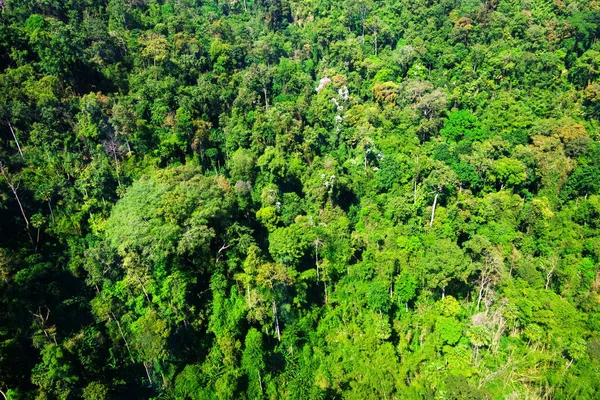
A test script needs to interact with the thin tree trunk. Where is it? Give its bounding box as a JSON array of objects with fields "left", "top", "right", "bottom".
[
  {"left": 0, "top": 162, "right": 33, "bottom": 245},
  {"left": 113, "top": 151, "right": 122, "bottom": 187},
  {"left": 143, "top": 362, "right": 153, "bottom": 384},
  {"left": 413, "top": 176, "right": 417, "bottom": 203},
  {"left": 160, "top": 368, "right": 168, "bottom": 387},
  {"left": 272, "top": 299, "right": 281, "bottom": 342},
  {"left": 138, "top": 277, "right": 151, "bottom": 304},
  {"left": 361, "top": 19, "right": 365, "bottom": 44},
  {"left": 258, "top": 370, "right": 263, "bottom": 393},
  {"left": 110, "top": 311, "right": 134, "bottom": 363},
  {"left": 7, "top": 120, "right": 23, "bottom": 159},
  {"left": 430, "top": 191, "right": 439, "bottom": 228},
  {"left": 315, "top": 241, "right": 320, "bottom": 281},
  {"left": 413, "top": 156, "right": 419, "bottom": 204},
  {"left": 545, "top": 272, "right": 552, "bottom": 290},
  {"left": 477, "top": 277, "right": 486, "bottom": 310},
  {"left": 1, "top": 165, "right": 28, "bottom": 228},
  {"left": 263, "top": 87, "right": 269, "bottom": 111},
  {"left": 48, "top": 201, "right": 54, "bottom": 222},
  {"left": 544, "top": 258, "right": 556, "bottom": 290}
]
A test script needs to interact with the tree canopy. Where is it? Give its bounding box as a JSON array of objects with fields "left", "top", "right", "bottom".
[{"left": 1, "top": 0, "right": 600, "bottom": 399}]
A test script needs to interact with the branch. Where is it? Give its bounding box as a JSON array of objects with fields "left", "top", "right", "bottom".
[{"left": 216, "top": 243, "right": 233, "bottom": 263}]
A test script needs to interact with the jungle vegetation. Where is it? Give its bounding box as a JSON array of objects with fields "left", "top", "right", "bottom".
[{"left": 1, "top": 0, "right": 600, "bottom": 398}]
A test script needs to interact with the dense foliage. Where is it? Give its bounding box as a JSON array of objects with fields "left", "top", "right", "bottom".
[{"left": 1, "top": 0, "right": 600, "bottom": 398}]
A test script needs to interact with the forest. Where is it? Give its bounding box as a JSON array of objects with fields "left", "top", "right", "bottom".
[{"left": 0, "top": 0, "right": 600, "bottom": 398}]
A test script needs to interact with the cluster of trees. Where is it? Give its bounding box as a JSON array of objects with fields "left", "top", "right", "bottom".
[{"left": 1, "top": 0, "right": 600, "bottom": 398}]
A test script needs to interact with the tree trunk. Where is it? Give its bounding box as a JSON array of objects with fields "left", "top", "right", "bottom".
[
  {"left": 113, "top": 150, "right": 122, "bottom": 187},
  {"left": 0, "top": 162, "right": 33, "bottom": 245},
  {"left": 263, "top": 87, "right": 269, "bottom": 111},
  {"left": 315, "top": 241, "right": 320, "bottom": 281},
  {"left": 258, "top": 370, "right": 263, "bottom": 393},
  {"left": 143, "top": 362, "right": 153, "bottom": 384},
  {"left": 374, "top": 33, "right": 378, "bottom": 55},
  {"left": 110, "top": 311, "right": 135, "bottom": 363},
  {"left": 544, "top": 257, "right": 556, "bottom": 290},
  {"left": 48, "top": 201, "right": 55, "bottom": 222},
  {"left": 545, "top": 271, "right": 553, "bottom": 290},
  {"left": 7, "top": 120, "right": 23, "bottom": 159},
  {"left": 413, "top": 156, "right": 419, "bottom": 204},
  {"left": 413, "top": 177, "right": 417, "bottom": 203},
  {"left": 36, "top": 227, "right": 40, "bottom": 252},
  {"left": 430, "top": 191, "right": 439, "bottom": 228},
  {"left": 361, "top": 14, "right": 366, "bottom": 44},
  {"left": 160, "top": 367, "right": 168, "bottom": 388},
  {"left": 272, "top": 299, "right": 281, "bottom": 342},
  {"left": 138, "top": 277, "right": 151, "bottom": 304},
  {"left": 477, "top": 277, "right": 486, "bottom": 310}
]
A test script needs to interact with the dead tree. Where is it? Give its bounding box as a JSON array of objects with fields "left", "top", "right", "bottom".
[{"left": 30, "top": 306, "right": 57, "bottom": 345}]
